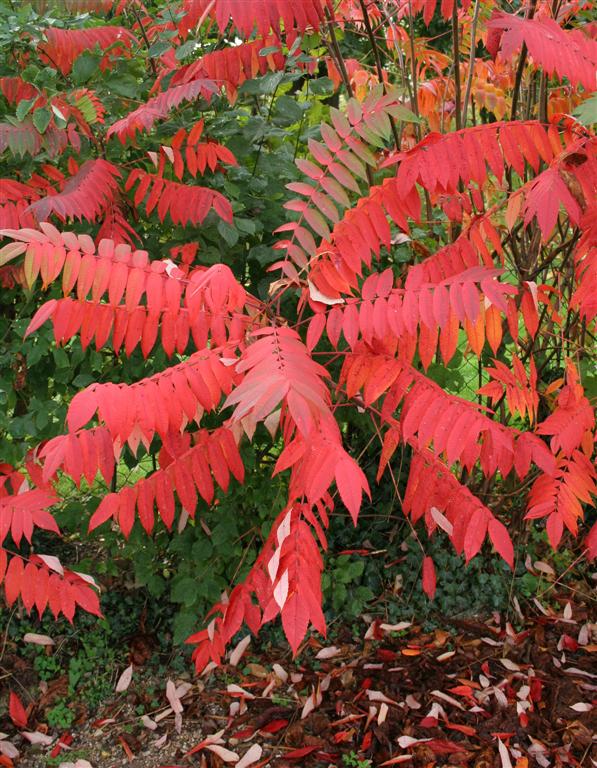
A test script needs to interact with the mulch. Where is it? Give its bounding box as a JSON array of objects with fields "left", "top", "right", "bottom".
[{"left": 1, "top": 596, "right": 595, "bottom": 767}]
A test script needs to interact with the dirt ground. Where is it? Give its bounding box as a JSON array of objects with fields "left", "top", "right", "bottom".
[{"left": 2, "top": 600, "right": 596, "bottom": 768}]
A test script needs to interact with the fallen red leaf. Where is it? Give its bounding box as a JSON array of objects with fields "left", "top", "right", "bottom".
[
  {"left": 259, "top": 718, "right": 288, "bottom": 734},
  {"left": 50, "top": 733, "right": 73, "bottom": 758},
  {"left": 446, "top": 722, "right": 477, "bottom": 736},
  {"left": 232, "top": 727, "right": 256, "bottom": 739},
  {"left": 283, "top": 746, "right": 319, "bottom": 760},
  {"left": 447, "top": 685, "right": 475, "bottom": 699},
  {"left": 8, "top": 691, "right": 27, "bottom": 728},
  {"left": 333, "top": 730, "right": 355, "bottom": 743},
  {"left": 427, "top": 739, "right": 466, "bottom": 754},
  {"left": 360, "top": 731, "right": 373, "bottom": 751},
  {"left": 419, "top": 716, "right": 439, "bottom": 728},
  {"left": 119, "top": 735, "right": 135, "bottom": 761}
]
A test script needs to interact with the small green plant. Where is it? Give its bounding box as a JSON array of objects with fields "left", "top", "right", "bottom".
[
  {"left": 46, "top": 699, "right": 75, "bottom": 731},
  {"left": 342, "top": 752, "right": 373, "bottom": 768},
  {"left": 47, "top": 749, "right": 90, "bottom": 768}
]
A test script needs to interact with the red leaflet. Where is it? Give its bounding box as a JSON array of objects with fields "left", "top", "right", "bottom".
[
  {"left": 88, "top": 428, "right": 243, "bottom": 536},
  {"left": 0, "top": 487, "right": 59, "bottom": 545},
  {"left": 524, "top": 167, "right": 582, "bottom": 241},
  {"left": 488, "top": 518, "right": 514, "bottom": 569},
  {"left": 9, "top": 691, "right": 28, "bottom": 728},
  {"left": 536, "top": 363, "right": 595, "bottom": 457},
  {"left": 526, "top": 451, "right": 596, "bottom": 548},
  {"left": 162, "top": 37, "right": 289, "bottom": 104},
  {"left": 422, "top": 556, "right": 436, "bottom": 599},
  {"left": 283, "top": 746, "right": 319, "bottom": 760}
]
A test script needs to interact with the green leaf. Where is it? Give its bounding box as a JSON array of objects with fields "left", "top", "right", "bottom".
[
  {"left": 386, "top": 104, "right": 421, "bottom": 123},
  {"left": 72, "top": 51, "right": 101, "bottom": 84},
  {"left": 107, "top": 73, "right": 139, "bottom": 98},
  {"left": 16, "top": 96, "right": 36, "bottom": 122},
  {"left": 175, "top": 39, "right": 198, "bottom": 60},
  {"left": 217, "top": 220, "right": 239, "bottom": 247},
  {"left": 259, "top": 45, "right": 280, "bottom": 56},
  {"left": 32, "top": 107, "right": 51, "bottom": 134},
  {"left": 20, "top": 64, "right": 39, "bottom": 83},
  {"left": 273, "top": 95, "right": 304, "bottom": 126},
  {"left": 148, "top": 41, "right": 171, "bottom": 58},
  {"left": 248, "top": 245, "right": 278, "bottom": 266},
  {"left": 170, "top": 577, "right": 199, "bottom": 606},
  {"left": 573, "top": 94, "right": 597, "bottom": 127},
  {"left": 309, "top": 77, "right": 333, "bottom": 96},
  {"left": 172, "top": 611, "right": 199, "bottom": 644}
]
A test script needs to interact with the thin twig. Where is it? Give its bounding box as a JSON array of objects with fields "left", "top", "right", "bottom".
[
  {"left": 131, "top": 4, "right": 158, "bottom": 77},
  {"left": 452, "top": 3, "right": 462, "bottom": 130},
  {"left": 511, "top": 0, "right": 538, "bottom": 120},
  {"left": 461, "top": 0, "right": 481, "bottom": 127}
]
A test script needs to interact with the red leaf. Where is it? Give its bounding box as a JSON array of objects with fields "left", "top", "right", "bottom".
[
  {"left": 422, "top": 556, "right": 437, "bottom": 599},
  {"left": 9, "top": 690, "right": 28, "bottom": 728},
  {"left": 488, "top": 517, "right": 514, "bottom": 568},
  {"left": 284, "top": 746, "right": 319, "bottom": 760}
]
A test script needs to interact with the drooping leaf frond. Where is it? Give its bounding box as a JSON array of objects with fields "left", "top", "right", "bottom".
[
  {"left": 27, "top": 159, "right": 122, "bottom": 223},
  {"left": 125, "top": 169, "right": 233, "bottom": 226},
  {"left": 88, "top": 427, "right": 244, "bottom": 536},
  {"left": 488, "top": 13, "right": 597, "bottom": 92},
  {"left": 164, "top": 38, "right": 289, "bottom": 103},
  {"left": 0, "top": 550, "right": 101, "bottom": 622},
  {"left": 39, "top": 26, "right": 138, "bottom": 76},
  {"left": 181, "top": 0, "right": 331, "bottom": 38},
  {"left": 107, "top": 79, "right": 217, "bottom": 144}
]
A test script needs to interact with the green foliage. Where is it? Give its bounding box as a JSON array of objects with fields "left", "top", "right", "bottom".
[{"left": 343, "top": 753, "right": 373, "bottom": 768}]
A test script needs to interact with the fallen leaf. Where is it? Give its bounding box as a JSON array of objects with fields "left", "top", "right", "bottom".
[
  {"left": 229, "top": 635, "right": 251, "bottom": 667},
  {"left": 498, "top": 738, "right": 513, "bottom": 768},
  {"left": 315, "top": 645, "right": 340, "bottom": 659},
  {"left": 205, "top": 744, "right": 239, "bottom": 762},
  {"left": 259, "top": 719, "right": 288, "bottom": 734},
  {"left": 115, "top": 664, "right": 134, "bottom": 693},
  {"left": 569, "top": 702, "right": 592, "bottom": 712},
  {"left": 166, "top": 680, "right": 183, "bottom": 713},
  {"left": 8, "top": 692, "right": 27, "bottom": 729},
  {"left": 20, "top": 731, "right": 54, "bottom": 746},
  {"left": 283, "top": 746, "right": 319, "bottom": 760},
  {"left": 500, "top": 658, "right": 520, "bottom": 671},
  {"left": 0, "top": 742, "right": 19, "bottom": 759},
  {"left": 236, "top": 744, "right": 263, "bottom": 768},
  {"left": 23, "top": 633, "right": 54, "bottom": 646}
]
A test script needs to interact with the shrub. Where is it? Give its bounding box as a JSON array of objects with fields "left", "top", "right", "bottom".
[{"left": 0, "top": 0, "right": 595, "bottom": 672}]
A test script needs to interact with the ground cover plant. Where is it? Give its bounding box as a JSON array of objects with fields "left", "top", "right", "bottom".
[{"left": 0, "top": 0, "right": 595, "bottom": 763}]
